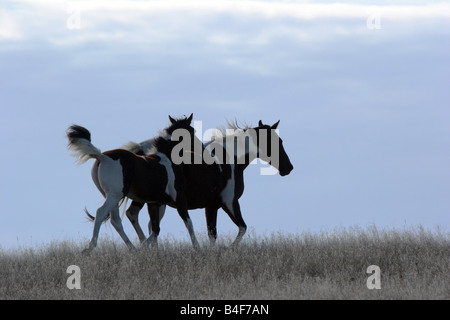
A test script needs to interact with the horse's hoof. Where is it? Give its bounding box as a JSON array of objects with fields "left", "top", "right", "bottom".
[{"left": 81, "top": 248, "right": 92, "bottom": 255}]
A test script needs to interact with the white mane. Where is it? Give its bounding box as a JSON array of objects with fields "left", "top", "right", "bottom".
[
  {"left": 121, "top": 124, "right": 174, "bottom": 156},
  {"left": 122, "top": 138, "right": 157, "bottom": 156},
  {"left": 210, "top": 119, "right": 252, "bottom": 141},
  {"left": 206, "top": 119, "right": 258, "bottom": 165}
]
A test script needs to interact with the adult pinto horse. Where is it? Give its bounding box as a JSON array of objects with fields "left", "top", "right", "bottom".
[
  {"left": 66, "top": 114, "right": 201, "bottom": 252},
  {"left": 129, "top": 120, "right": 294, "bottom": 247}
]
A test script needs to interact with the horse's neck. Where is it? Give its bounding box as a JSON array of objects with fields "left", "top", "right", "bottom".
[
  {"left": 153, "top": 138, "right": 175, "bottom": 158},
  {"left": 224, "top": 138, "right": 258, "bottom": 167},
  {"left": 205, "top": 136, "right": 257, "bottom": 168}
]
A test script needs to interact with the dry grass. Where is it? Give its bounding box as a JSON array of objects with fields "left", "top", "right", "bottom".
[{"left": 0, "top": 226, "right": 448, "bottom": 300}]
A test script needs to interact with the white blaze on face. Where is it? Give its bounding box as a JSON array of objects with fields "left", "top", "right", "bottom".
[
  {"left": 157, "top": 152, "right": 177, "bottom": 202},
  {"left": 220, "top": 164, "right": 235, "bottom": 216}
]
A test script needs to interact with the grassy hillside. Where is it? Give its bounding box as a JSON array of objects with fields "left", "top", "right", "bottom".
[{"left": 0, "top": 226, "right": 448, "bottom": 299}]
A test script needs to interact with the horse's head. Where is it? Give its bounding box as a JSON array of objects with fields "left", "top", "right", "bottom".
[
  {"left": 167, "top": 113, "right": 195, "bottom": 136},
  {"left": 255, "top": 120, "right": 294, "bottom": 176},
  {"left": 153, "top": 113, "right": 197, "bottom": 157},
  {"left": 165, "top": 113, "right": 204, "bottom": 164}
]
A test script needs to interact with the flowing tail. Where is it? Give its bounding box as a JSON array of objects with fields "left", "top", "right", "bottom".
[
  {"left": 68, "top": 125, "right": 130, "bottom": 224},
  {"left": 66, "top": 124, "right": 103, "bottom": 164},
  {"left": 67, "top": 124, "right": 109, "bottom": 222}
]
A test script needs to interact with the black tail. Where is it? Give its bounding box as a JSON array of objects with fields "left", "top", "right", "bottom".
[
  {"left": 67, "top": 124, "right": 92, "bottom": 144},
  {"left": 66, "top": 124, "right": 102, "bottom": 164}
]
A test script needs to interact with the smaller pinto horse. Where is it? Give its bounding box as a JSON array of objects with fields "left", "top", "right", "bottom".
[
  {"left": 83, "top": 137, "right": 168, "bottom": 244},
  {"left": 66, "top": 114, "right": 200, "bottom": 252}
]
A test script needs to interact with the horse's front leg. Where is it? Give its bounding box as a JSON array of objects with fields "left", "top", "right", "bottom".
[
  {"left": 205, "top": 207, "right": 219, "bottom": 247},
  {"left": 176, "top": 196, "right": 200, "bottom": 249},
  {"left": 222, "top": 200, "right": 247, "bottom": 247}
]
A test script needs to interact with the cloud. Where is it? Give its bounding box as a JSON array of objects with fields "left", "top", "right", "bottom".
[
  {"left": 2, "top": 0, "right": 448, "bottom": 81},
  {"left": 3, "top": 0, "right": 450, "bottom": 48}
]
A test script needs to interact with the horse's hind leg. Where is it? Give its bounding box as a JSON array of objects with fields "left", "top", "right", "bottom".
[
  {"left": 110, "top": 205, "right": 136, "bottom": 251},
  {"left": 126, "top": 201, "right": 146, "bottom": 243},
  {"left": 83, "top": 195, "right": 120, "bottom": 253},
  {"left": 143, "top": 204, "right": 165, "bottom": 248}
]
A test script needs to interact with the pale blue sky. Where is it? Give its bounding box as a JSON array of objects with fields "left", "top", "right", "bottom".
[{"left": 1, "top": 0, "right": 449, "bottom": 249}]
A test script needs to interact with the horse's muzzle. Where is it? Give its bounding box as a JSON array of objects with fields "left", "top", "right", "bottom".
[{"left": 279, "top": 164, "right": 294, "bottom": 176}]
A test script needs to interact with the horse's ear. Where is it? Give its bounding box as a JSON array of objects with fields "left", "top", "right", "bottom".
[
  {"left": 271, "top": 120, "right": 280, "bottom": 130},
  {"left": 258, "top": 120, "right": 263, "bottom": 127},
  {"left": 169, "top": 115, "right": 176, "bottom": 124},
  {"left": 187, "top": 113, "right": 193, "bottom": 124}
]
